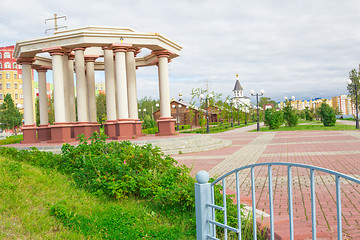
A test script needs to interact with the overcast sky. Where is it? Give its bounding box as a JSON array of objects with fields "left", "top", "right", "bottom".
[{"left": 1, "top": 0, "right": 359, "bottom": 103}]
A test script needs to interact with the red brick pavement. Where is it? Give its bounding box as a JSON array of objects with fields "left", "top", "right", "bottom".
[{"left": 174, "top": 130, "right": 360, "bottom": 239}]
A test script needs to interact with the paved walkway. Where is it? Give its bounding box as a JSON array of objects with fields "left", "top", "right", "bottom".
[{"left": 173, "top": 128, "right": 360, "bottom": 239}]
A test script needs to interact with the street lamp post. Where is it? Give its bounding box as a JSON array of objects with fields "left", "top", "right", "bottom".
[
  {"left": 244, "top": 105, "right": 248, "bottom": 125},
  {"left": 236, "top": 101, "right": 240, "bottom": 126},
  {"left": 200, "top": 93, "right": 214, "bottom": 133},
  {"left": 226, "top": 99, "right": 234, "bottom": 127},
  {"left": 172, "top": 104, "right": 182, "bottom": 131},
  {"left": 347, "top": 79, "right": 359, "bottom": 129},
  {"left": 251, "top": 89, "right": 265, "bottom": 131}
]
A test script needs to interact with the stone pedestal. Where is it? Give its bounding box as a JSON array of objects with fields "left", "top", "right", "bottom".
[
  {"left": 156, "top": 117, "right": 177, "bottom": 136},
  {"left": 104, "top": 120, "right": 118, "bottom": 139},
  {"left": 132, "top": 119, "right": 145, "bottom": 137},
  {"left": 21, "top": 125, "right": 39, "bottom": 143},
  {"left": 72, "top": 122, "right": 100, "bottom": 140},
  {"left": 49, "top": 123, "right": 73, "bottom": 143},
  {"left": 37, "top": 124, "right": 51, "bottom": 141},
  {"left": 113, "top": 120, "right": 135, "bottom": 140}
]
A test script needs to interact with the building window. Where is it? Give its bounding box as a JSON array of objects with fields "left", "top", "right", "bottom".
[
  {"left": 20, "top": 94, "right": 23, "bottom": 99},
  {"left": 20, "top": 84, "right": 23, "bottom": 89},
  {"left": 14, "top": 83, "right": 17, "bottom": 89},
  {"left": 6, "top": 73, "right": 10, "bottom": 79},
  {"left": 0, "top": 53, "right": 2, "bottom": 59},
  {"left": 18, "top": 65, "right": 22, "bottom": 69},
  {"left": 15, "top": 94, "right": 18, "bottom": 99},
  {"left": 4, "top": 62, "right": 10, "bottom": 69},
  {"left": 0, "top": 83, "right": 2, "bottom": 89},
  {"left": 0, "top": 94, "right": 3, "bottom": 100},
  {"left": 0, "top": 63, "right": 2, "bottom": 69},
  {"left": 6, "top": 83, "right": 10, "bottom": 89},
  {"left": 0, "top": 73, "right": 2, "bottom": 79},
  {"left": 14, "top": 73, "right": 17, "bottom": 79},
  {"left": 13, "top": 63, "right": 17, "bottom": 69},
  {"left": 4, "top": 52, "right": 10, "bottom": 58},
  {"left": 19, "top": 74, "right": 22, "bottom": 79}
]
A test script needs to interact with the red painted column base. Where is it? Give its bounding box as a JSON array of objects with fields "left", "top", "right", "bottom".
[
  {"left": 112, "top": 120, "right": 136, "bottom": 140},
  {"left": 155, "top": 117, "right": 177, "bottom": 136},
  {"left": 132, "top": 119, "right": 145, "bottom": 137},
  {"left": 49, "top": 123, "right": 74, "bottom": 143},
  {"left": 104, "top": 120, "right": 118, "bottom": 139},
  {"left": 37, "top": 125, "right": 51, "bottom": 142},
  {"left": 21, "top": 125, "right": 39, "bottom": 143},
  {"left": 72, "top": 122, "right": 100, "bottom": 140}
]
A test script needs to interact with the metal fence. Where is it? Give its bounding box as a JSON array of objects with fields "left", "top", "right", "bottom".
[{"left": 195, "top": 162, "right": 360, "bottom": 240}]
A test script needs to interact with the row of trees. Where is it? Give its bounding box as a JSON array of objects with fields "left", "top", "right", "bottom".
[{"left": 264, "top": 101, "right": 336, "bottom": 130}]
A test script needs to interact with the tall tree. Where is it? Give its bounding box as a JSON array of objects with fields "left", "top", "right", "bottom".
[
  {"left": 347, "top": 66, "right": 360, "bottom": 113},
  {"left": 258, "top": 97, "right": 278, "bottom": 109},
  {"left": 0, "top": 94, "right": 23, "bottom": 135},
  {"left": 96, "top": 93, "right": 107, "bottom": 125}
]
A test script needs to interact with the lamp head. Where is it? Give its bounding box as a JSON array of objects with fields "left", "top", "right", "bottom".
[
  {"left": 250, "top": 90, "right": 255, "bottom": 95},
  {"left": 260, "top": 89, "right": 265, "bottom": 94},
  {"left": 199, "top": 94, "right": 204, "bottom": 100},
  {"left": 291, "top": 96, "right": 295, "bottom": 101},
  {"left": 347, "top": 79, "right": 352, "bottom": 85},
  {"left": 209, "top": 93, "right": 214, "bottom": 98},
  {"left": 172, "top": 104, "right": 175, "bottom": 108}
]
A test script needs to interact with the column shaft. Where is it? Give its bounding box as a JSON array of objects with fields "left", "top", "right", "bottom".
[
  {"left": 104, "top": 49, "right": 117, "bottom": 121},
  {"left": 74, "top": 48, "right": 88, "bottom": 122},
  {"left": 22, "top": 63, "right": 34, "bottom": 125},
  {"left": 114, "top": 50, "right": 129, "bottom": 119},
  {"left": 158, "top": 57, "right": 171, "bottom": 118},
  {"left": 37, "top": 70, "right": 48, "bottom": 125},
  {"left": 85, "top": 58, "right": 97, "bottom": 123},
  {"left": 62, "top": 54, "right": 70, "bottom": 122},
  {"left": 126, "top": 50, "right": 138, "bottom": 119},
  {"left": 67, "top": 56, "right": 76, "bottom": 122},
  {"left": 52, "top": 53, "right": 66, "bottom": 123}
]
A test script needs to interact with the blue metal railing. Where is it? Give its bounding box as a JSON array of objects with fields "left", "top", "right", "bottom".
[{"left": 195, "top": 162, "right": 360, "bottom": 240}]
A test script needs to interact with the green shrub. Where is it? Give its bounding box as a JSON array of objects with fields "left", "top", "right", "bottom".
[
  {"left": 264, "top": 108, "right": 283, "bottom": 130},
  {"left": 0, "top": 134, "right": 23, "bottom": 145},
  {"left": 283, "top": 101, "right": 298, "bottom": 127},
  {"left": 143, "top": 115, "right": 156, "bottom": 129},
  {"left": 319, "top": 102, "right": 336, "bottom": 126},
  {"left": 142, "top": 126, "right": 158, "bottom": 134},
  {"left": 305, "top": 107, "right": 313, "bottom": 121}
]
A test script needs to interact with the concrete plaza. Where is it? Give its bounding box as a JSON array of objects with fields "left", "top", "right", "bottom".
[{"left": 173, "top": 125, "right": 360, "bottom": 239}]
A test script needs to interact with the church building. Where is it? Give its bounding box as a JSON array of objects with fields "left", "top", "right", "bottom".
[{"left": 232, "top": 74, "right": 250, "bottom": 107}]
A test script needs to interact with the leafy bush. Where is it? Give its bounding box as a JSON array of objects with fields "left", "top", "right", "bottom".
[
  {"left": 0, "top": 134, "right": 23, "bottom": 145},
  {"left": 142, "top": 115, "right": 156, "bottom": 129},
  {"left": 142, "top": 126, "right": 158, "bottom": 134},
  {"left": 283, "top": 101, "right": 298, "bottom": 127},
  {"left": 319, "top": 102, "right": 336, "bottom": 126},
  {"left": 264, "top": 108, "right": 283, "bottom": 130},
  {"left": 304, "top": 107, "right": 313, "bottom": 121}
]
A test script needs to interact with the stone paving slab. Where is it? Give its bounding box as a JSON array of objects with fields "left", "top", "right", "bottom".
[{"left": 173, "top": 129, "right": 360, "bottom": 239}]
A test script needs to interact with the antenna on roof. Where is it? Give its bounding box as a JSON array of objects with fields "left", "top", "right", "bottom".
[{"left": 45, "top": 13, "right": 67, "bottom": 33}]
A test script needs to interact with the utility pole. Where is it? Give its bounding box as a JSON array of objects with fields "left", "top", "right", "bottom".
[{"left": 45, "top": 14, "right": 67, "bottom": 33}]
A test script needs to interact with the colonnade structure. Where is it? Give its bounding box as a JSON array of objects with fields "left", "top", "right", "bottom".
[{"left": 14, "top": 26, "right": 182, "bottom": 143}]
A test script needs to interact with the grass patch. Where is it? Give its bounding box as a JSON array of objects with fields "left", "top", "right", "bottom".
[
  {"left": 0, "top": 156, "right": 196, "bottom": 239},
  {"left": 252, "top": 123, "right": 358, "bottom": 132},
  {"left": 182, "top": 122, "right": 256, "bottom": 134},
  {"left": 0, "top": 134, "right": 23, "bottom": 145}
]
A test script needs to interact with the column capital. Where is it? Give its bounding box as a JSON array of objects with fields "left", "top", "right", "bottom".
[
  {"left": 73, "top": 47, "right": 87, "bottom": 51},
  {"left": 68, "top": 53, "right": 75, "bottom": 60},
  {"left": 84, "top": 55, "right": 99, "bottom": 62},
  {"left": 43, "top": 46, "right": 66, "bottom": 56},
  {"left": 17, "top": 57, "right": 36, "bottom": 65},
  {"left": 109, "top": 43, "right": 132, "bottom": 53},
  {"left": 152, "top": 49, "right": 173, "bottom": 58},
  {"left": 34, "top": 66, "right": 50, "bottom": 72}
]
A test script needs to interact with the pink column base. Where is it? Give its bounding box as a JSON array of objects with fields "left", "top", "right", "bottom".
[
  {"left": 104, "top": 121, "right": 118, "bottom": 139},
  {"left": 131, "top": 119, "right": 145, "bottom": 137},
  {"left": 49, "top": 124, "right": 74, "bottom": 143},
  {"left": 21, "top": 125, "right": 39, "bottom": 143},
  {"left": 112, "top": 120, "right": 136, "bottom": 140},
  {"left": 156, "top": 117, "right": 177, "bottom": 136},
  {"left": 37, "top": 125, "right": 51, "bottom": 141},
  {"left": 72, "top": 122, "right": 100, "bottom": 140}
]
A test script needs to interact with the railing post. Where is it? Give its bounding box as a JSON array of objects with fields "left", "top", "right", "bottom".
[{"left": 195, "top": 170, "right": 212, "bottom": 240}]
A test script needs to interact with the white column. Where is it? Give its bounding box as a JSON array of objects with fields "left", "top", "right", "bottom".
[
  {"left": 50, "top": 51, "right": 66, "bottom": 123},
  {"left": 67, "top": 54, "right": 76, "bottom": 122},
  {"left": 103, "top": 48, "right": 117, "bottom": 121},
  {"left": 62, "top": 53, "right": 70, "bottom": 122},
  {"left": 126, "top": 48, "right": 139, "bottom": 119},
  {"left": 37, "top": 69, "right": 48, "bottom": 126},
  {"left": 154, "top": 50, "right": 171, "bottom": 118},
  {"left": 113, "top": 44, "right": 130, "bottom": 119},
  {"left": 85, "top": 56, "right": 98, "bottom": 123},
  {"left": 21, "top": 60, "right": 35, "bottom": 125},
  {"left": 74, "top": 48, "right": 88, "bottom": 122}
]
